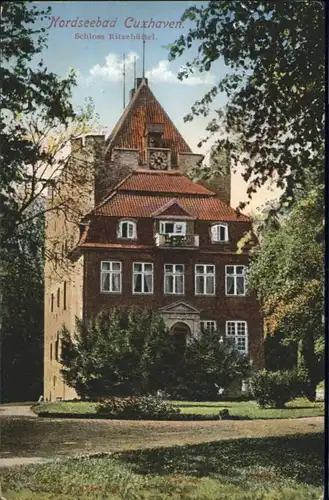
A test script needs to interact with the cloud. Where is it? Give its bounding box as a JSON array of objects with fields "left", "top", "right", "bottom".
[
  {"left": 145, "top": 60, "right": 215, "bottom": 86},
  {"left": 87, "top": 54, "right": 215, "bottom": 86},
  {"left": 89, "top": 52, "right": 139, "bottom": 82}
]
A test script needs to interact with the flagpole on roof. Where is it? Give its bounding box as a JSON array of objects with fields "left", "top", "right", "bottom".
[
  {"left": 142, "top": 27, "right": 145, "bottom": 80},
  {"left": 123, "top": 52, "right": 126, "bottom": 109}
]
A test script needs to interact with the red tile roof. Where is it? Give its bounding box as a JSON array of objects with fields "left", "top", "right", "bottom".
[
  {"left": 105, "top": 81, "right": 192, "bottom": 162},
  {"left": 87, "top": 171, "right": 249, "bottom": 222},
  {"left": 116, "top": 170, "right": 215, "bottom": 196},
  {"left": 94, "top": 193, "right": 249, "bottom": 221}
]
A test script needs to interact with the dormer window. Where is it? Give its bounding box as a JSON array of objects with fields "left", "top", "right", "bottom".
[
  {"left": 146, "top": 123, "right": 164, "bottom": 148},
  {"left": 118, "top": 219, "right": 137, "bottom": 239},
  {"left": 160, "top": 221, "right": 186, "bottom": 236},
  {"left": 211, "top": 223, "right": 229, "bottom": 243}
]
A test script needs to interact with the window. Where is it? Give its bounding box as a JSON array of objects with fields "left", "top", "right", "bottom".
[
  {"left": 53, "top": 375, "right": 56, "bottom": 388},
  {"left": 226, "top": 321, "right": 248, "bottom": 353},
  {"left": 57, "top": 288, "right": 60, "bottom": 307},
  {"left": 133, "top": 263, "right": 154, "bottom": 294},
  {"left": 63, "top": 281, "right": 67, "bottom": 310},
  {"left": 55, "top": 334, "right": 59, "bottom": 361},
  {"left": 101, "top": 261, "right": 122, "bottom": 293},
  {"left": 118, "top": 220, "right": 137, "bottom": 239},
  {"left": 200, "top": 320, "right": 217, "bottom": 333},
  {"left": 225, "top": 265, "right": 246, "bottom": 295},
  {"left": 211, "top": 223, "right": 228, "bottom": 242},
  {"left": 50, "top": 343, "right": 53, "bottom": 361},
  {"left": 164, "top": 264, "right": 184, "bottom": 294},
  {"left": 195, "top": 264, "right": 215, "bottom": 295},
  {"left": 51, "top": 293, "right": 54, "bottom": 312},
  {"left": 160, "top": 221, "right": 186, "bottom": 235}
]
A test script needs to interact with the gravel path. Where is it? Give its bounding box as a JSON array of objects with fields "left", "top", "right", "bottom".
[
  {"left": 0, "top": 405, "right": 37, "bottom": 418},
  {"left": 0, "top": 410, "right": 323, "bottom": 469}
]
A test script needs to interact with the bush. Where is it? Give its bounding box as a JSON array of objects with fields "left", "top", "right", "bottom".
[
  {"left": 60, "top": 308, "right": 251, "bottom": 401},
  {"left": 251, "top": 370, "right": 302, "bottom": 408},
  {"left": 172, "top": 329, "right": 251, "bottom": 401},
  {"left": 60, "top": 308, "right": 180, "bottom": 399},
  {"left": 96, "top": 396, "right": 180, "bottom": 419}
]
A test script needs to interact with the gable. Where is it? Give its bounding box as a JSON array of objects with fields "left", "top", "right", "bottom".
[
  {"left": 105, "top": 81, "right": 192, "bottom": 163},
  {"left": 159, "top": 301, "right": 200, "bottom": 314},
  {"left": 151, "top": 198, "right": 195, "bottom": 219}
]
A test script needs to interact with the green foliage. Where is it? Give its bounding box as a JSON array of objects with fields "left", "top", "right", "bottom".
[
  {"left": 32, "top": 398, "right": 324, "bottom": 420},
  {"left": 60, "top": 308, "right": 180, "bottom": 398},
  {"left": 60, "top": 309, "right": 250, "bottom": 401},
  {"left": 247, "top": 187, "right": 324, "bottom": 400},
  {"left": 263, "top": 331, "right": 297, "bottom": 372},
  {"left": 0, "top": 214, "right": 44, "bottom": 402},
  {"left": 174, "top": 328, "right": 251, "bottom": 400},
  {"left": 251, "top": 370, "right": 302, "bottom": 408},
  {"left": 0, "top": 2, "right": 95, "bottom": 248},
  {"left": 96, "top": 396, "right": 180, "bottom": 419},
  {"left": 168, "top": 1, "right": 324, "bottom": 206}
]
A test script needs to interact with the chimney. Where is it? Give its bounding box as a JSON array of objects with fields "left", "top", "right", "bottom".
[
  {"left": 129, "top": 77, "right": 148, "bottom": 101},
  {"left": 136, "top": 77, "right": 148, "bottom": 88}
]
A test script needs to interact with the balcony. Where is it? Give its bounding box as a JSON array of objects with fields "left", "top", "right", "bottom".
[{"left": 155, "top": 233, "right": 199, "bottom": 248}]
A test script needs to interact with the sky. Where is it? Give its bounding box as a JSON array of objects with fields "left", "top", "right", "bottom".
[{"left": 33, "top": 1, "right": 280, "bottom": 213}]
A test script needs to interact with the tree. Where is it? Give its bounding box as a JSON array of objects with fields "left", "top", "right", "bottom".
[
  {"left": 0, "top": 1, "right": 101, "bottom": 250},
  {"left": 60, "top": 308, "right": 179, "bottom": 399},
  {"left": 168, "top": 1, "right": 324, "bottom": 208},
  {"left": 175, "top": 327, "right": 251, "bottom": 400},
  {"left": 0, "top": 1, "right": 102, "bottom": 402},
  {"left": 0, "top": 213, "right": 44, "bottom": 402},
  {"left": 247, "top": 186, "right": 324, "bottom": 400}
]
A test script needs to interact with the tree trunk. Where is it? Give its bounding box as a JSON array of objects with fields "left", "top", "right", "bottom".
[{"left": 298, "top": 335, "right": 319, "bottom": 402}]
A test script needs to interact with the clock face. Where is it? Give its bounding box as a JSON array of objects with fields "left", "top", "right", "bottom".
[{"left": 149, "top": 151, "right": 168, "bottom": 170}]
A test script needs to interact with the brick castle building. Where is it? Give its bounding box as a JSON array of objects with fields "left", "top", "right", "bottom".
[{"left": 44, "top": 77, "right": 263, "bottom": 401}]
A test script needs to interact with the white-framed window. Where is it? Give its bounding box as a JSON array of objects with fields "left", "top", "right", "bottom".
[
  {"left": 118, "top": 219, "right": 137, "bottom": 239},
  {"left": 164, "top": 264, "right": 184, "bottom": 294},
  {"left": 226, "top": 321, "right": 248, "bottom": 353},
  {"left": 225, "top": 265, "right": 246, "bottom": 296},
  {"left": 200, "top": 320, "right": 217, "bottom": 333},
  {"left": 195, "top": 264, "right": 215, "bottom": 295},
  {"left": 133, "top": 262, "right": 154, "bottom": 294},
  {"left": 100, "top": 261, "right": 122, "bottom": 293},
  {"left": 211, "top": 223, "right": 228, "bottom": 242},
  {"left": 160, "top": 221, "right": 186, "bottom": 236}
]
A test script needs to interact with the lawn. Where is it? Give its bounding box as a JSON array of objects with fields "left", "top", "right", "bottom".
[
  {"left": 32, "top": 397, "right": 324, "bottom": 420},
  {"left": 1, "top": 432, "right": 324, "bottom": 499},
  {"left": 1, "top": 415, "right": 322, "bottom": 459}
]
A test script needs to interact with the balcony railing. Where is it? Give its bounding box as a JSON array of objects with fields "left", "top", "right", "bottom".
[{"left": 155, "top": 233, "right": 199, "bottom": 248}]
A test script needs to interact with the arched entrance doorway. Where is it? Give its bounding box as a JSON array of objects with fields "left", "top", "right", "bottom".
[{"left": 170, "top": 322, "right": 191, "bottom": 355}]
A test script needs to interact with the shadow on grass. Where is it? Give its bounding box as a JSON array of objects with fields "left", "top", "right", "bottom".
[
  {"left": 115, "top": 432, "right": 324, "bottom": 487},
  {"left": 287, "top": 406, "right": 323, "bottom": 410},
  {"left": 176, "top": 404, "right": 235, "bottom": 409}
]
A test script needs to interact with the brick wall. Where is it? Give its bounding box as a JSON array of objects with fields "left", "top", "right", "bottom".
[
  {"left": 85, "top": 216, "right": 252, "bottom": 252},
  {"left": 84, "top": 248, "right": 263, "bottom": 369}
]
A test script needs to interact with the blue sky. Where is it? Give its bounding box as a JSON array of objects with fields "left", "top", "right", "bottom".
[
  {"left": 33, "top": 1, "right": 279, "bottom": 211},
  {"left": 36, "top": 1, "right": 228, "bottom": 150}
]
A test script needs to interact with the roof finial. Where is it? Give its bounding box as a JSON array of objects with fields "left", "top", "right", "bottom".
[{"left": 142, "top": 27, "right": 146, "bottom": 80}]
